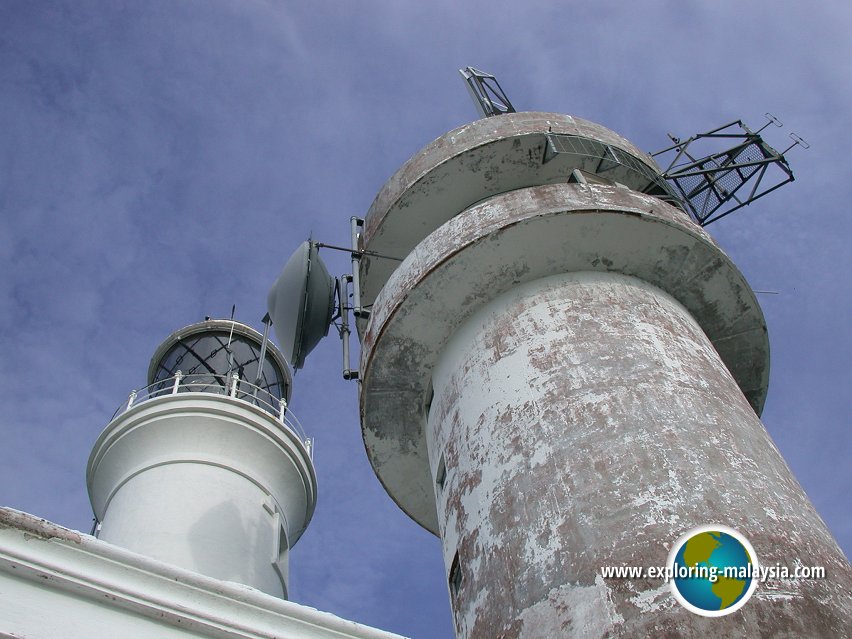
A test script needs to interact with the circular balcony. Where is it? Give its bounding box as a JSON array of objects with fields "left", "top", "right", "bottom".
[{"left": 111, "top": 372, "right": 310, "bottom": 453}]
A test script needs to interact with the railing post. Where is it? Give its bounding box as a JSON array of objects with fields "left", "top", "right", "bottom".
[
  {"left": 230, "top": 372, "right": 240, "bottom": 398},
  {"left": 278, "top": 399, "right": 288, "bottom": 424},
  {"left": 173, "top": 370, "right": 183, "bottom": 394},
  {"left": 126, "top": 390, "right": 137, "bottom": 412}
]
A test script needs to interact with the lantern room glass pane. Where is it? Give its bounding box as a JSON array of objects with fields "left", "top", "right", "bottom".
[{"left": 152, "top": 331, "right": 285, "bottom": 402}]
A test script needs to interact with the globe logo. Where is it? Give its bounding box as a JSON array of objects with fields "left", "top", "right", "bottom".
[{"left": 667, "top": 525, "right": 759, "bottom": 616}]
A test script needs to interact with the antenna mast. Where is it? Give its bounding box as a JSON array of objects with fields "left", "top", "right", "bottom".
[
  {"left": 459, "top": 67, "right": 516, "bottom": 118},
  {"left": 652, "top": 114, "right": 808, "bottom": 225}
]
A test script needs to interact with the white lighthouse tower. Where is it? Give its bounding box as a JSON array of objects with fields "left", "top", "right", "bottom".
[
  {"left": 87, "top": 318, "right": 316, "bottom": 598},
  {"left": 0, "top": 318, "right": 405, "bottom": 638}
]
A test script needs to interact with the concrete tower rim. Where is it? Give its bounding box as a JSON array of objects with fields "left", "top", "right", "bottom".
[
  {"left": 362, "top": 111, "right": 661, "bottom": 243},
  {"left": 357, "top": 112, "right": 672, "bottom": 323},
  {"left": 359, "top": 183, "right": 769, "bottom": 533}
]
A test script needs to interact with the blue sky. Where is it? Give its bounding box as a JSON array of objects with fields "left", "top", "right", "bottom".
[{"left": 1, "top": 2, "right": 849, "bottom": 637}]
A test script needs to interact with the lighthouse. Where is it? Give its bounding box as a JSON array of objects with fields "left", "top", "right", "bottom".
[
  {"left": 87, "top": 318, "right": 316, "bottom": 599},
  {"left": 352, "top": 111, "right": 852, "bottom": 636}
]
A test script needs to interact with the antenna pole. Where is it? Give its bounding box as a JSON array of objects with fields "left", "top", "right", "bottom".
[
  {"left": 755, "top": 112, "right": 783, "bottom": 134},
  {"left": 255, "top": 313, "right": 272, "bottom": 388},
  {"left": 459, "top": 67, "right": 516, "bottom": 118},
  {"left": 782, "top": 132, "right": 810, "bottom": 154},
  {"left": 339, "top": 276, "right": 358, "bottom": 380},
  {"left": 225, "top": 305, "right": 236, "bottom": 378},
  {"left": 350, "top": 217, "right": 369, "bottom": 318}
]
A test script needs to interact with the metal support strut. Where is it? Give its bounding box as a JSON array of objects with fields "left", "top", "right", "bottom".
[
  {"left": 339, "top": 275, "right": 358, "bottom": 381},
  {"left": 350, "top": 217, "right": 369, "bottom": 319}
]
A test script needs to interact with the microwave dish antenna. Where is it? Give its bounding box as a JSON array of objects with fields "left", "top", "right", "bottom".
[{"left": 267, "top": 240, "right": 335, "bottom": 369}]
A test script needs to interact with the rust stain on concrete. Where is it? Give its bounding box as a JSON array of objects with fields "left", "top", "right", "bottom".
[
  {"left": 356, "top": 116, "right": 850, "bottom": 637},
  {"left": 1, "top": 508, "right": 83, "bottom": 545}
]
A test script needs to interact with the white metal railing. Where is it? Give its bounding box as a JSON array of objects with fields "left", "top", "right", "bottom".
[{"left": 111, "top": 372, "right": 312, "bottom": 456}]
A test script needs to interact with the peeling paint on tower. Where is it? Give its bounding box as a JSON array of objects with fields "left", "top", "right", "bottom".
[{"left": 356, "top": 113, "right": 852, "bottom": 637}]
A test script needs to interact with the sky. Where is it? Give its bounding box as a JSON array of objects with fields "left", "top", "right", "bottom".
[{"left": 1, "top": 2, "right": 850, "bottom": 637}]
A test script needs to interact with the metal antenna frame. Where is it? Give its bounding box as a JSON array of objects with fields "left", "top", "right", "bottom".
[
  {"left": 322, "top": 67, "right": 522, "bottom": 378},
  {"left": 304, "top": 220, "right": 408, "bottom": 380},
  {"left": 459, "top": 67, "right": 516, "bottom": 118},
  {"left": 318, "top": 218, "right": 368, "bottom": 381},
  {"left": 652, "top": 114, "right": 807, "bottom": 226}
]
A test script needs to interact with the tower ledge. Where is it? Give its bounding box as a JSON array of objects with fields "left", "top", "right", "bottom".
[
  {"left": 358, "top": 112, "right": 673, "bottom": 317},
  {"left": 0, "top": 508, "right": 405, "bottom": 639},
  {"left": 359, "top": 183, "right": 768, "bottom": 533}
]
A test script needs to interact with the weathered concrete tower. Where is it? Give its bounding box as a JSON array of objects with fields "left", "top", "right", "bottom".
[
  {"left": 356, "top": 113, "right": 851, "bottom": 636},
  {"left": 87, "top": 319, "right": 316, "bottom": 599}
]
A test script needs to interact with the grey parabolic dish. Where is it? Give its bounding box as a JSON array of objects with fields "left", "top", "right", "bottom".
[{"left": 268, "top": 241, "right": 335, "bottom": 369}]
